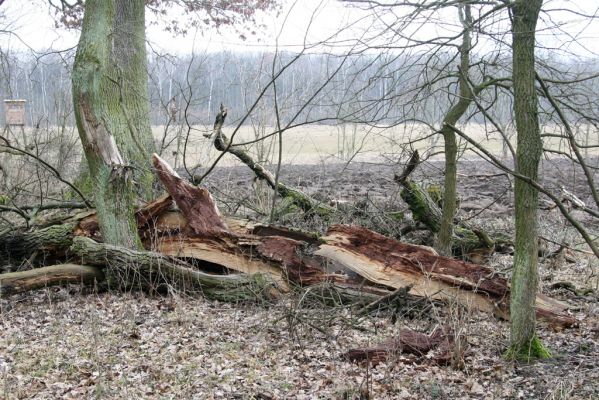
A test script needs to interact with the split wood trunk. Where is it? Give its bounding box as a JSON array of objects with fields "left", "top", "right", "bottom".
[{"left": 0, "top": 153, "right": 576, "bottom": 329}]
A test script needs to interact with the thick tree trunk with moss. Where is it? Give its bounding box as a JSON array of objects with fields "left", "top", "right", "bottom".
[
  {"left": 0, "top": 223, "right": 76, "bottom": 266},
  {"left": 72, "top": 0, "right": 155, "bottom": 248},
  {"left": 507, "top": 0, "right": 549, "bottom": 361},
  {"left": 111, "top": 0, "right": 156, "bottom": 198},
  {"left": 437, "top": 4, "right": 473, "bottom": 256},
  {"left": 70, "top": 236, "right": 277, "bottom": 302}
]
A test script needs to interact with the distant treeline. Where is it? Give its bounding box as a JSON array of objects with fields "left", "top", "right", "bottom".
[{"left": 1, "top": 49, "right": 597, "bottom": 131}]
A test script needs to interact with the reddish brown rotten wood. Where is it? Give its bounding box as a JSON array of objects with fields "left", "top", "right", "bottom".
[
  {"left": 152, "top": 153, "right": 228, "bottom": 236},
  {"left": 136, "top": 194, "right": 174, "bottom": 228},
  {"left": 345, "top": 326, "right": 455, "bottom": 367},
  {"left": 317, "top": 225, "right": 576, "bottom": 327},
  {"left": 256, "top": 236, "right": 328, "bottom": 286}
]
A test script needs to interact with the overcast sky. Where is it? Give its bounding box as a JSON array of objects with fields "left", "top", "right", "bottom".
[{"left": 1, "top": 0, "right": 598, "bottom": 58}]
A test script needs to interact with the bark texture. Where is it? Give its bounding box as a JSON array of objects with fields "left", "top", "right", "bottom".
[
  {"left": 396, "top": 152, "right": 494, "bottom": 259},
  {"left": 70, "top": 236, "right": 277, "bottom": 302},
  {"left": 0, "top": 264, "right": 104, "bottom": 297},
  {"left": 438, "top": 4, "right": 473, "bottom": 256},
  {"left": 72, "top": 0, "right": 155, "bottom": 249},
  {"left": 0, "top": 223, "right": 77, "bottom": 266},
  {"left": 507, "top": 0, "right": 550, "bottom": 361}
]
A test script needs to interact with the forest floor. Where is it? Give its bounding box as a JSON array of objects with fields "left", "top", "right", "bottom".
[{"left": 1, "top": 158, "right": 598, "bottom": 399}]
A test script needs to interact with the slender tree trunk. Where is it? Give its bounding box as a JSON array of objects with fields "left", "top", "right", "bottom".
[
  {"left": 437, "top": 5, "right": 472, "bottom": 256},
  {"left": 507, "top": 0, "right": 550, "bottom": 361},
  {"left": 72, "top": 0, "right": 154, "bottom": 248}
]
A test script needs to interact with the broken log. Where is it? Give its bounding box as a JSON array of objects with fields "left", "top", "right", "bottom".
[
  {"left": 0, "top": 195, "right": 183, "bottom": 267},
  {"left": 316, "top": 225, "right": 576, "bottom": 327},
  {"left": 0, "top": 222, "right": 77, "bottom": 266},
  {"left": 70, "top": 236, "right": 277, "bottom": 302},
  {"left": 0, "top": 154, "right": 578, "bottom": 328},
  {"left": 0, "top": 263, "right": 104, "bottom": 297},
  {"left": 345, "top": 326, "right": 455, "bottom": 366}
]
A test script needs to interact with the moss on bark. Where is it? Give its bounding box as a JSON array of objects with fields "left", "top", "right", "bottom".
[
  {"left": 72, "top": 0, "right": 155, "bottom": 248},
  {"left": 505, "top": 336, "right": 551, "bottom": 362}
]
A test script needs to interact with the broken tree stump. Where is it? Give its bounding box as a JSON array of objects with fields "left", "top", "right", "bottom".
[{"left": 395, "top": 151, "right": 494, "bottom": 258}]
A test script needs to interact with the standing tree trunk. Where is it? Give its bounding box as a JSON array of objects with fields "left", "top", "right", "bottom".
[
  {"left": 72, "top": 0, "right": 155, "bottom": 248},
  {"left": 111, "top": 0, "right": 156, "bottom": 199},
  {"left": 507, "top": 0, "right": 550, "bottom": 361},
  {"left": 437, "top": 5, "right": 472, "bottom": 256}
]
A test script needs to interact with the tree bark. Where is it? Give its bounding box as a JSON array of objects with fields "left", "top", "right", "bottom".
[
  {"left": 395, "top": 152, "right": 494, "bottom": 259},
  {"left": 112, "top": 0, "right": 156, "bottom": 198},
  {"left": 70, "top": 236, "right": 277, "bottom": 302},
  {"left": 438, "top": 4, "right": 473, "bottom": 256},
  {"left": 210, "top": 113, "right": 334, "bottom": 217},
  {"left": 0, "top": 223, "right": 77, "bottom": 266},
  {"left": 72, "top": 0, "right": 154, "bottom": 249},
  {"left": 0, "top": 264, "right": 104, "bottom": 297},
  {"left": 507, "top": 0, "right": 550, "bottom": 361}
]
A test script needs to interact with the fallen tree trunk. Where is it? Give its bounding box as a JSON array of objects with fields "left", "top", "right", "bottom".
[
  {"left": 70, "top": 236, "right": 278, "bottom": 302},
  {"left": 0, "top": 222, "right": 77, "bottom": 266},
  {"left": 0, "top": 195, "right": 180, "bottom": 267},
  {"left": 0, "top": 263, "right": 104, "bottom": 297},
  {"left": 316, "top": 224, "right": 576, "bottom": 328},
  {"left": 0, "top": 153, "right": 576, "bottom": 329}
]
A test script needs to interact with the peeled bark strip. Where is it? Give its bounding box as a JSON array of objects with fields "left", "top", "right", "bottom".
[
  {"left": 0, "top": 264, "right": 104, "bottom": 297},
  {"left": 70, "top": 236, "right": 277, "bottom": 301},
  {"left": 316, "top": 225, "right": 575, "bottom": 327}
]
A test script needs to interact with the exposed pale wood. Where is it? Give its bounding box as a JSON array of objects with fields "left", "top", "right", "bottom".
[
  {"left": 316, "top": 225, "right": 575, "bottom": 327},
  {"left": 154, "top": 235, "right": 290, "bottom": 291},
  {"left": 71, "top": 236, "right": 278, "bottom": 301}
]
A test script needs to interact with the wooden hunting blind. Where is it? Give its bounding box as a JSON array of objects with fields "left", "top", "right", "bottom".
[{"left": 3, "top": 99, "right": 26, "bottom": 126}]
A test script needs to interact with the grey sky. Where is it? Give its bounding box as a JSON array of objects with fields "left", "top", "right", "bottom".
[{"left": 1, "top": 0, "right": 598, "bottom": 58}]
